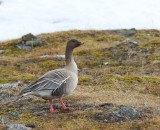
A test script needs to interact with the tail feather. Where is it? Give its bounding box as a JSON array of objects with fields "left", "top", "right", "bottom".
[{"left": 18, "top": 88, "right": 32, "bottom": 96}]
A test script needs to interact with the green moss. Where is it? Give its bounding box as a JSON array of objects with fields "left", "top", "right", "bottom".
[
  {"left": 92, "top": 51, "right": 105, "bottom": 57},
  {"left": 38, "top": 59, "right": 59, "bottom": 70},
  {"left": 2, "top": 48, "right": 25, "bottom": 56},
  {"left": 20, "top": 113, "right": 34, "bottom": 119},
  {"left": 0, "top": 78, "right": 8, "bottom": 84},
  {"left": 20, "top": 73, "right": 37, "bottom": 82},
  {"left": 76, "top": 49, "right": 91, "bottom": 56},
  {"left": 108, "top": 61, "right": 120, "bottom": 66},
  {"left": 18, "top": 112, "right": 43, "bottom": 125},
  {"left": 117, "top": 75, "right": 160, "bottom": 84},
  {"left": 79, "top": 75, "right": 92, "bottom": 85}
]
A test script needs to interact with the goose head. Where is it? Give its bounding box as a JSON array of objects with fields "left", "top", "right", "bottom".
[{"left": 66, "top": 39, "right": 84, "bottom": 50}]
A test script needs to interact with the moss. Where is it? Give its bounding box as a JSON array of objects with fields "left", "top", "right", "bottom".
[
  {"left": 108, "top": 61, "right": 120, "bottom": 66},
  {"left": 76, "top": 49, "right": 91, "bottom": 56},
  {"left": 18, "top": 112, "right": 43, "bottom": 126},
  {"left": 79, "top": 75, "right": 92, "bottom": 85},
  {"left": 38, "top": 59, "right": 60, "bottom": 70},
  {"left": 20, "top": 113, "right": 34, "bottom": 119},
  {"left": 92, "top": 51, "right": 105, "bottom": 57},
  {"left": 0, "top": 78, "right": 9, "bottom": 84},
  {"left": 117, "top": 75, "right": 160, "bottom": 84},
  {"left": 2, "top": 48, "right": 25, "bottom": 56},
  {"left": 1, "top": 29, "right": 160, "bottom": 130}
]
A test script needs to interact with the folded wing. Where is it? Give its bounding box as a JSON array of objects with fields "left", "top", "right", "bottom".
[{"left": 20, "top": 69, "right": 70, "bottom": 97}]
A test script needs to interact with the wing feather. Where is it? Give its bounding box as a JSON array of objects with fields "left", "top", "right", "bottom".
[{"left": 21, "top": 69, "right": 70, "bottom": 95}]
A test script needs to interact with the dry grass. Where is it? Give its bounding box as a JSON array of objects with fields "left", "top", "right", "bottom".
[{"left": 0, "top": 29, "right": 160, "bottom": 130}]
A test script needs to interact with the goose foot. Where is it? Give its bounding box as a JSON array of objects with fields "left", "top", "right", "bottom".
[
  {"left": 59, "top": 98, "right": 74, "bottom": 110},
  {"left": 49, "top": 99, "right": 59, "bottom": 113}
]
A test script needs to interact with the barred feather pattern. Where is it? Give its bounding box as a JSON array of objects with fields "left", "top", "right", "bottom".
[{"left": 20, "top": 69, "right": 72, "bottom": 98}]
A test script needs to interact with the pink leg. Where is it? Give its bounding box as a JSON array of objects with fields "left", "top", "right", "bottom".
[
  {"left": 59, "top": 98, "right": 74, "bottom": 110},
  {"left": 49, "top": 99, "right": 59, "bottom": 113}
]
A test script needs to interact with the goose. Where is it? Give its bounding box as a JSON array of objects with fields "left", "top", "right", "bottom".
[{"left": 19, "top": 39, "right": 83, "bottom": 113}]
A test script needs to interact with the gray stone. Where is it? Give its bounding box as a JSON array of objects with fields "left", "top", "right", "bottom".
[
  {"left": 0, "top": 116, "right": 11, "bottom": 124},
  {"left": 53, "top": 55, "right": 65, "bottom": 60},
  {"left": 121, "top": 28, "right": 137, "bottom": 36},
  {"left": 104, "top": 106, "right": 141, "bottom": 122},
  {"left": 6, "top": 124, "right": 31, "bottom": 130},
  {"left": 94, "top": 106, "right": 141, "bottom": 123},
  {"left": 102, "top": 62, "right": 109, "bottom": 66},
  {"left": 53, "top": 103, "right": 62, "bottom": 109},
  {"left": 122, "top": 38, "right": 138, "bottom": 45},
  {"left": 0, "top": 92, "right": 11, "bottom": 101},
  {"left": 21, "top": 33, "right": 36, "bottom": 41},
  {"left": 0, "top": 49, "right": 4, "bottom": 53},
  {"left": 40, "top": 54, "right": 49, "bottom": 58},
  {"left": 8, "top": 111, "right": 20, "bottom": 119},
  {"left": 25, "top": 39, "right": 43, "bottom": 47},
  {"left": 16, "top": 44, "right": 32, "bottom": 51},
  {"left": 0, "top": 81, "right": 23, "bottom": 89},
  {"left": 115, "top": 106, "right": 141, "bottom": 120},
  {"left": 15, "top": 33, "right": 44, "bottom": 50}
]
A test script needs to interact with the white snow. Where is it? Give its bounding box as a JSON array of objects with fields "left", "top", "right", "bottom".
[{"left": 0, "top": 0, "right": 160, "bottom": 41}]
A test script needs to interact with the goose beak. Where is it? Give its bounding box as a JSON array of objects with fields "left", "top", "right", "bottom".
[{"left": 80, "top": 42, "right": 84, "bottom": 46}]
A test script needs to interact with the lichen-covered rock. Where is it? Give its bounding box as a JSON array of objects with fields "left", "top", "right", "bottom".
[
  {"left": 6, "top": 124, "right": 31, "bottom": 130},
  {"left": 0, "top": 116, "right": 10, "bottom": 124},
  {"left": 0, "top": 81, "right": 23, "bottom": 89},
  {"left": 53, "top": 55, "right": 65, "bottom": 60},
  {"left": 8, "top": 111, "right": 20, "bottom": 119},
  {"left": 0, "top": 92, "right": 11, "bottom": 101},
  {"left": 122, "top": 38, "right": 138, "bottom": 48},
  {"left": 15, "top": 33, "right": 44, "bottom": 50},
  {"left": 94, "top": 105, "right": 141, "bottom": 123},
  {"left": 25, "top": 39, "right": 43, "bottom": 47},
  {"left": 21, "top": 33, "right": 36, "bottom": 42},
  {"left": 121, "top": 28, "right": 137, "bottom": 36}
]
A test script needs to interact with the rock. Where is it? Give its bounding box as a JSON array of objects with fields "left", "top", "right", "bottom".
[
  {"left": 15, "top": 33, "right": 44, "bottom": 50},
  {"left": 122, "top": 38, "right": 138, "bottom": 48},
  {"left": 16, "top": 44, "right": 32, "bottom": 51},
  {"left": 115, "top": 106, "right": 141, "bottom": 119},
  {"left": 21, "top": 33, "right": 36, "bottom": 41},
  {"left": 121, "top": 28, "right": 137, "bottom": 36},
  {"left": 0, "top": 92, "right": 11, "bottom": 101},
  {"left": 53, "top": 55, "right": 65, "bottom": 60},
  {"left": 102, "top": 62, "right": 109, "bottom": 66},
  {"left": 8, "top": 111, "right": 20, "bottom": 119},
  {"left": 25, "top": 124, "right": 36, "bottom": 129},
  {"left": 0, "top": 116, "right": 11, "bottom": 124},
  {"left": 94, "top": 105, "right": 141, "bottom": 123},
  {"left": 53, "top": 103, "right": 62, "bottom": 109},
  {"left": 40, "top": 54, "right": 65, "bottom": 60},
  {"left": 25, "top": 39, "right": 43, "bottom": 47},
  {"left": 0, "top": 49, "right": 4, "bottom": 53},
  {"left": 0, "top": 81, "right": 23, "bottom": 89},
  {"left": 6, "top": 124, "right": 31, "bottom": 130},
  {"left": 104, "top": 38, "right": 152, "bottom": 66},
  {"left": 40, "top": 54, "right": 49, "bottom": 58}
]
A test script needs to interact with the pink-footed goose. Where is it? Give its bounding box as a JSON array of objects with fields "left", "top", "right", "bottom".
[{"left": 19, "top": 39, "right": 83, "bottom": 113}]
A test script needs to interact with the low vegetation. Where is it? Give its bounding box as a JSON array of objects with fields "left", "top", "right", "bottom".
[{"left": 0, "top": 29, "right": 160, "bottom": 130}]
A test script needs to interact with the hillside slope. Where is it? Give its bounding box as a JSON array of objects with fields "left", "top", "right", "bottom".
[{"left": 0, "top": 29, "right": 160, "bottom": 130}]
